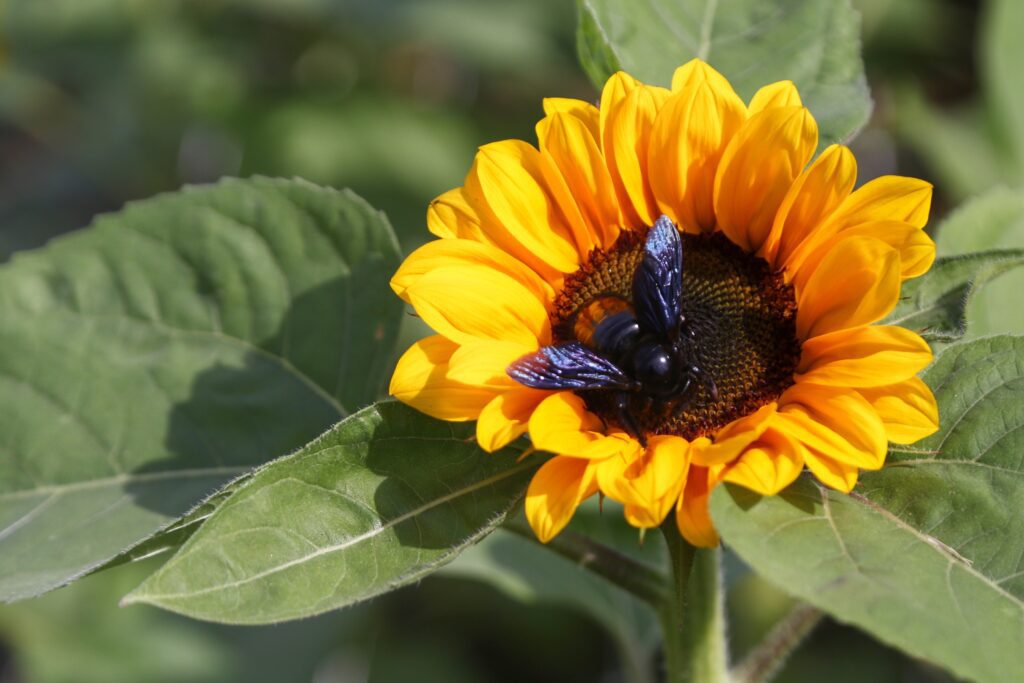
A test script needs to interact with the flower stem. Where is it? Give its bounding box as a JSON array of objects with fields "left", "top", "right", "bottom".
[
  {"left": 730, "top": 603, "right": 823, "bottom": 683},
  {"left": 503, "top": 517, "right": 668, "bottom": 607},
  {"left": 659, "top": 522, "right": 729, "bottom": 683}
]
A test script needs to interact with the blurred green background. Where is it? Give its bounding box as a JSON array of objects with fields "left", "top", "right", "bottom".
[{"left": 0, "top": 0, "right": 1003, "bottom": 681}]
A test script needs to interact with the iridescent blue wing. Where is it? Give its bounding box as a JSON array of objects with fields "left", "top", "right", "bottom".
[
  {"left": 632, "top": 214, "right": 683, "bottom": 339},
  {"left": 506, "top": 342, "right": 633, "bottom": 390}
]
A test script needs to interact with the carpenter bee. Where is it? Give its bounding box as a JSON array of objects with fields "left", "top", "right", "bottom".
[{"left": 507, "top": 215, "right": 717, "bottom": 445}]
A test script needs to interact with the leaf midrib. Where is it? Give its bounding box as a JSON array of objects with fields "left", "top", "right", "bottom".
[
  {"left": 847, "top": 489, "right": 1024, "bottom": 615},
  {"left": 131, "top": 458, "right": 539, "bottom": 602}
]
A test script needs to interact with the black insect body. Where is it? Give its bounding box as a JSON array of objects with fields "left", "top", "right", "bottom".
[{"left": 507, "top": 215, "right": 718, "bottom": 445}]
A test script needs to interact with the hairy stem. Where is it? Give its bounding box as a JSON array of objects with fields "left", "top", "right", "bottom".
[
  {"left": 731, "top": 603, "right": 824, "bottom": 683},
  {"left": 503, "top": 517, "right": 668, "bottom": 606}
]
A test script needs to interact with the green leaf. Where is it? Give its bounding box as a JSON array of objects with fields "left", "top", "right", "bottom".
[
  {"left": 935, "top": 187, "right": 1024, "bottom": 335},
  {"left": 881, "top": 249, "right": 1024, "bottom": 342},
  {"left": 123, "top": 402, "right": 539, "bottom": 624},
  {"left": 0, "top": 177, "right": 403, "bottom": 601},
  {"left": 711, "top": 335, "right": 1024, "bottom": 683},
  {"left": 575, "top": 0, "right": 871, "bottom": 147}
]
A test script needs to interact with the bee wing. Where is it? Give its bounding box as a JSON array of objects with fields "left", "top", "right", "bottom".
[
  {"left": 632, "top": 214, "right": 683, "bottom": 339},
  {"left": 506, "top": 342, "right": 633, "bottom": 390}
]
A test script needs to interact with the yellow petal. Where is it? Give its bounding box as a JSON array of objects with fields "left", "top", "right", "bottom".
[
  {"left": 796, "top": 325, "right": 933, "bottom": 387},
  {"left": 447, "top": 340, "right": 535, "bottom": 389},
  {"left": 465, "top": 140, "right": 583, "bottom": 273},
  {"left": 720, "top": 428, "right": 804, "bottom": 496},
  {"left": 427, "top": 187, "right": 488, "bottom": 242},
  {"left": 528, "top": 392, "right": 640, "bottom": 459},
  {"left": 840, "top": 221, "right": 936, "bottom": 280},
  {"left": 675, "top": 462, "right": 720, "bottom": 547},
  {"left": 714, "top": 106, "right": 818, "bottom": 252},
  {"left": 777, "top": 383, "right": 888, "bottom": 470},
  {"left": 694, "top": 403, "right": 777, "bottom": 466},
  {"left": 543, "top": 97, "right": 600, "bottom": 139},
  {"left": 794, "top": 220, "right": 936, "bottom": 288},
  {"left": 762, "top": 144, "right": 857, "bottom": 267},
  {"left": 537, "top": 111, "right": 620, "bottom": 248},
  {"left": 389, "top": 335, "right": 497, "bottom": 421},
  {"left": 599, "top": 71, "right": 641, "bottom": 135},
  {"left": 785, "top": 177, "right": 934, "bottom": 278},
  {"left": 796, "top": 236, "right": 901, "bottom": 339},
  {"left": 648, "top": 70, "right": 746, "bottom": 231},
  {"left": 827, "top": 175, "right": 933, "bottom": 229},
  {"left": 858, "top": 376, "right": 939, "bottom": 444},
  {"left": 391, "top": 238, "right": 553, "bottom": 306},
  {"left": 526, "top": 456, "right": 598, "bottom": 543},
  {"left": 476, "top": 386, "right": 550, "bottom": 452},
  {"left": 748, "top": 80, "right": 802, "bottom": 113},
  {"left": 603, "top": 83, "right": 670, "bottom": 228},
  {"left": 803, "top": 451, "right": 859, "bottom": 493},
  {"left": 670, "top": 59, "right": 738, "bottom": 94},
  {"left": 406, "top": 264, "right": 551, "bottom": 348},
  {"left": 597, "top": 436, "right": 689, "bottom": 527}
]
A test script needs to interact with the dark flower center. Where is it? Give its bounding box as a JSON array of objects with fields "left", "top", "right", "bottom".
[{"left": 551, "top": 230, "right": 801, "bottom": 440}]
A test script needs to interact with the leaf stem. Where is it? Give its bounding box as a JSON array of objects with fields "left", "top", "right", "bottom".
[
  {"left": 503, "top": 518, "right": 668, "bottom": 607},
  {"left": 730, "top": 603, "right": 823, "bottom": 683}
]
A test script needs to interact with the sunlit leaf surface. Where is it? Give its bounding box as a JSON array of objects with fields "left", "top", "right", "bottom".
[
  {"left": 576, "top": 0, "right": 871, "bottom": 147},
  {"left": 0, "top": 177, "right": 402, "bottom": 601},
  {"left": 124, "top": 402, "right": 538, "bottom": 624}
]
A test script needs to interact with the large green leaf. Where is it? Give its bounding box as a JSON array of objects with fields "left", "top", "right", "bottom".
[
  {"left": 935, "top": 187, "right": 1024, "bottom": 335},
  {"left": 712, "top": 335, "right": 1024, "bottom": 683},
  {"left": 881, "top": 249, "right": 1024, "bottom": 342},
  {"left": 0, "top": 177, "right": 403, "bottom": 601},
  {"left": 123, "top": 402, "right": 539, "bottom": 624},
  {"left": 576, "top": 0, "right": 871, "bottom": 147}
]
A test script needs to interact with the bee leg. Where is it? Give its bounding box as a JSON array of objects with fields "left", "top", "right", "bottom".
[
  {"left": 613, "top": 392, "right": 647, "bottom": 448},
  {"left": 673, "top": 377, "right": 695, "bottom": 416},
  {"left": 690, "top": 364, "right": 719, "bottom": 402}
]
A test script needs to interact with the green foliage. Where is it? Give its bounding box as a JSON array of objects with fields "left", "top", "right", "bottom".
[
  {"left": 0, "top": 1, "right": 1021, "bottom": 682},
  {"left": 575, "top": 0, "right": 871, "bottom": 147},
  {"left": 881, "top": 249, "right": 1024, "bottom": 342},
  {"left": 711, "top": 335, "right": 1024, "bottom": 683},
  {"left": 0, "top": 177, "right": 402, "bottom": 602},
  {"left": 935, "top": 187, "right": 1024, "bottom": 335},
  {"left": 124, "top": 402, "right": 539, "bottom": 623}
]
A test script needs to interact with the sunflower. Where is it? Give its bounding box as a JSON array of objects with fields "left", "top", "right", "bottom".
[{"left": 389, "top": 60, "right": 939, "bottom": 547}]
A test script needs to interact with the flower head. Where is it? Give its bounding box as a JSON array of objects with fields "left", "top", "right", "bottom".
[{"left": 389, "top": 60, "right": 939, "bottom": 546}]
